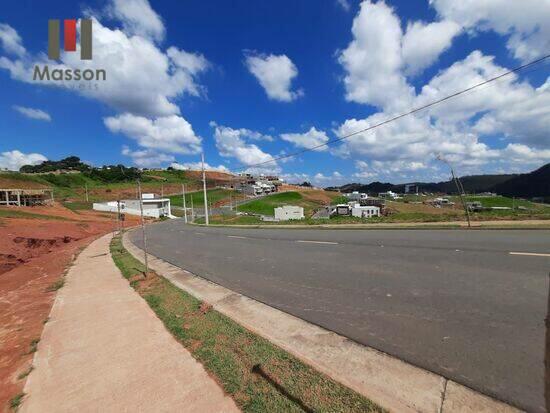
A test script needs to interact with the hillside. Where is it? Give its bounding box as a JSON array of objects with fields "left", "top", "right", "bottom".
[
  {"left": 0, "top": 169, "right": 235, "bottom": 202},
  {"left": 492, "top": 163, "right": 550, "bottom": 198},
  {"left": 238, "top": 190, "right": 340, "bottom": 217},
  {"left": 327, "top": 163, "right": 549, "bottom": 198}
]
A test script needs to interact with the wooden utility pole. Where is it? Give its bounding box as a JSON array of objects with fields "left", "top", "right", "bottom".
[{"left": 437, "top": 155, "right": 471, "bottom": 228}]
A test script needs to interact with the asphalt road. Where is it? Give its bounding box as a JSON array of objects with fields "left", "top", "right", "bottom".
[{"left": 130, "top": 222, "right": 550, "bottom": 412}]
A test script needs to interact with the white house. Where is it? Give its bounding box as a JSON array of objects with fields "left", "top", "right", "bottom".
[
  {"left": 349, "top": 203, "right": 380, "bottom": 218},
  {"left": 378, "top": 190, "right": 399, "bottom": 199},
  {"left": 93, "top": 194, "right": 173, "bottom": 218},
  {"left": 274, "top": 205, "right": 304, "bottom": 221}
]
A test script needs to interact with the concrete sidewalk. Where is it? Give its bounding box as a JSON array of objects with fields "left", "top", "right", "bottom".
[{"left": 21, "top": 233, "right": 239, "bottom": 413}]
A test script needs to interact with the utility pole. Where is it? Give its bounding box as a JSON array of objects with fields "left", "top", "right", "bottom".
[
  {"left": 137, "top": 180, "right": 149, "bottom": 274},
  {"left": 201, "top": 153, "right": 209, "bottom": 225},
  {"left": 190, "top": 195, "right": 195, "bottom": 222},
  {"left": 182, "top": 183, "right": 188, "bottom": 224},
  {"left": 85, "top": 183, "right": 89, "bottom": 202},
  {"left": 437, "top": 155, "right": 471, "bottom": 228}
]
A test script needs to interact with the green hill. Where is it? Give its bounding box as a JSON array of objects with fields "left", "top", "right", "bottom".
[{"left": 492, "top": 163, "right": 550, "bottom": 199}]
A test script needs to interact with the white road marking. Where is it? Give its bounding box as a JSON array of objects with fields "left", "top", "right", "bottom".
[
  {"left": 194, "top": 232, "right": 205, "bottom": 236},
  {"left": 509, "top": 251, "right": 550, "bottom": 257},
  {"left": 227, "top": 235, "right": 248, "bottom": 239},
  {"left": 296, "top": 240, "right": 338, "bottom": 245}
]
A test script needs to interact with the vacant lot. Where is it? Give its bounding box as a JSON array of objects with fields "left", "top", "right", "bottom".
[
  {"left": 169, "top": 188, "right": 235, "bottom": 208},
  {"left": 238, "top": 190, "right": 339, "bottom": 217}
]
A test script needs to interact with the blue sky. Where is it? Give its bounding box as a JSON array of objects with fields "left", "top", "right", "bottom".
[{"left": 1, "top": 0, "right": 549, "bottom": 185}]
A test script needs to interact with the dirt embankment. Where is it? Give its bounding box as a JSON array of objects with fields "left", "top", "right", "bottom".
[{"left": 0, "top": 208, "right": 121, "bottom": 411}]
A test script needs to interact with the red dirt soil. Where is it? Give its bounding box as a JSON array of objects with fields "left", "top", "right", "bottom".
[{"left": 0, "top": 208, "right": 127, "bottom": 411}]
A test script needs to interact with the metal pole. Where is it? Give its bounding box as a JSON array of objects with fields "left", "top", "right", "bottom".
[
  {"left": 191, "top": 195, "right": 195, "bottom": 222},
  {"left": 182, "top": 184, "right": 188, "bottom": 224},
  {"left": 137, "top": 180, "right": 149, "bottom": 274},
  {"left": 201, "top": 153, "right": 209, "bottom": 225}
]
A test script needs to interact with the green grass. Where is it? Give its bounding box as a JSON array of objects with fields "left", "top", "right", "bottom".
[
  {"left": 458, "top": 195, "right": 537, "bottom": 209},
  {"left": 9, "top": 393, "right": 24, "bottom": 411},
  {"left": 17, "top": 366, "right": 33, "bottom": 380},
  {"left": 0, "top": 170, "right": 206, "bottom": 202},
  {"left": 110, "top": 235, "right": 383, "bottom": 413},
  {"left": 238, "top": 192, "right": 305, "bottom": 216},
  {"left": 46, "top": 279, "right": 65, "bottom": 292},
  {"left": 142, "top": 170, "right": 192, "bottom": 183},
  {"left": 169, "top": 188, "right": 234, "bottom": 208},
  {"left": 27, "top": 338, "right": 40, "bottom": 354}
]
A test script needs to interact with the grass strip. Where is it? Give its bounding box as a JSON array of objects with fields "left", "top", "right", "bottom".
[
  {"left": 110, "top": 235, "right": 384, "bottom": 413},
  {"left": 9, "top": 393, "right": 24, "bottom": 411}
]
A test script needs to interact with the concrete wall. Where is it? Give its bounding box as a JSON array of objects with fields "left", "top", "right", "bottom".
[
  {"left": 93, "top": 202, "right": 163, "bottom": 218},
  {"left": 274, "top": 205, "right": 304, "bottom": 221},
  {"left": 351, "top": 206, "right": 380, "bottom": 218}
]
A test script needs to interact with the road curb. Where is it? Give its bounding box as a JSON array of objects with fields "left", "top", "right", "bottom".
[
  {"left": 189, "top": 222, "right": 550, "bottom": 230},
  {"left": 123, "top": 230, "right": 522, "bottom": 413}
]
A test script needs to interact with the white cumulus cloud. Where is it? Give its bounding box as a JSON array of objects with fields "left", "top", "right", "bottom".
[
  {"left": 430, "top": 0, "right": 550, "bottom": 62},
  {"left": 245, "top": 52, "right": 303, "bottom": 102},
  {"left": 105, "top": 113, "right": 202, "bottom": 155},
  {"left": 280, "top": 127, "right": 330, "bottom": 151},
  {"left": 106, "top": 0, "right": 165, "bottom": 42},
  {"left": 170, "top": 162, "right": 229, "bottom": 172},
  {"left": 0, "top": 150, "right": 47, "bottom": 171},
  {"left": 334, "top": 1, "right": 550, "bottom": 181},
  {"left": 0, "top": 23, "right": 25, "bottom": 57},
  {"left": 402, "top": 20, "right": 461, "bottom": 76},
  {"left": 211, "top": 123, "right": 279, "bottom": 172}
]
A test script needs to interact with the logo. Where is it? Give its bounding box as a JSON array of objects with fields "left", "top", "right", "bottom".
[
  {"left": 33, "top": 18, "right": 106, "bottom": 84},
  {"left": 48, "top": 19, "right": 92, "bottom": 60}
]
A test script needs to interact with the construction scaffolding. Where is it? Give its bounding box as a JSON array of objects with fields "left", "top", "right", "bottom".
[{"left": 0, "top": 188, "right": 54, "bottom": 206}]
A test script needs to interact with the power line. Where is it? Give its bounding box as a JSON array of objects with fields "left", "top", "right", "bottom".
[{"left": 232, "top": 53, "right": 550, "bottom": 172}]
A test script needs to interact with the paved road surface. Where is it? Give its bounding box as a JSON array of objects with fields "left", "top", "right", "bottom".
[{"left": 130, "top": 221, "right": 550, "bottom": 412}]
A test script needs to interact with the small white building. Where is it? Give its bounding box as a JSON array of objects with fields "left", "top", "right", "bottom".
[
  {"left": 349, "top": 203, "right": 380, "bottom": 218},
  {"left": 378, "top": 190, "right": 399, "bottom": 199},
  {"left": 274, "top": 205, "right": 304, "bottom": 221},
  {"left": 93, "top": 194, "right": 173, "bottom": 218}
]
